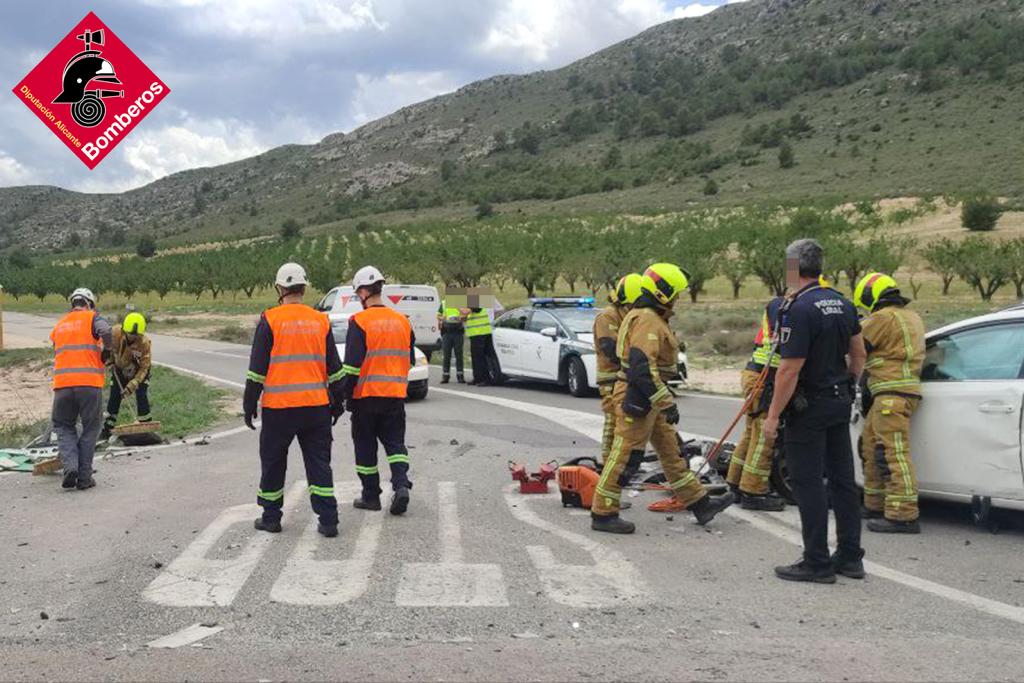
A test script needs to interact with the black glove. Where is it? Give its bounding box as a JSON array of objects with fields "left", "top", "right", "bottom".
[
  {"left": 101, "top": 349, "right": 112, "bottom": 366},
  {"left": 663, "top": 403, "right": 680, "bottom": 425},
  {"left": 243, "top": 380, "right": 261, "bottom": 430},
  {"left": 330, "top": 400, "right": 345, "bottom": 425}
]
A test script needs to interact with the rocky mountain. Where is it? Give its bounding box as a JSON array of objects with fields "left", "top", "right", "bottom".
[{"left": 2, "top": 0, "right": 1023, "bottom": 251}]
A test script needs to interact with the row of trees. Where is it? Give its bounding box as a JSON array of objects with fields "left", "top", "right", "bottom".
[{"left": 0, "top": 207, "right": 1020, "bottom": 305}]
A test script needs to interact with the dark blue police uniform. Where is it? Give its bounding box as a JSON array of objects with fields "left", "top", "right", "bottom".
[{"left": 779, "top": 283, "right": 864, "bottom": 569}]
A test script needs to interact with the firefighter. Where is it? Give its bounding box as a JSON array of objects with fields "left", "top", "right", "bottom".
[
  {"left": 243, "top": 263, "right": 344, "bottom": 537},
  {"left": 50, "top": 288, "right": 112, "bottom": 491},
  {"left": 594, "top": 273, "right": 645, "bottom": 464},
  {"left": 340, "top": 265, "right": 416, "bottom": 515},
  {"left": 100, "top": 312, "right": 153, "bottom": 441},
  {"left": 725, "top": 296, "right": 787, "bottom": 511},
  {"left": 853, "top": 272, "right": 926, "bottom": 534},
  {"left": 437, "top": 298, "right": 466, "bottom": 384},
  {"left": 591, "top": 264, "right": 734, "bottom": 534}
]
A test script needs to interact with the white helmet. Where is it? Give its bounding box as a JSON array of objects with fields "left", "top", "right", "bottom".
[
  {"left": 69, "top": 287, "right": 96, "bottom": 308},
  {"left": 275, "top": 262, "right": 308, "bottom": 288},
  {"left": 352, "top": 265, "right": 385, "bottom": 290}
]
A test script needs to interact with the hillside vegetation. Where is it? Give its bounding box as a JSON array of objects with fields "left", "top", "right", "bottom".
[{"left": 2, "top": 0, "right": 1023, "bottom": 252}]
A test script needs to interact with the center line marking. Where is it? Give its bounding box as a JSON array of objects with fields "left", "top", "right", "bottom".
[
  {"left": 146, "top": 622, "right": 224, "bottom": 649},
  {"left": 435, "top": 386, "right": 1024, "bottom": 626}
]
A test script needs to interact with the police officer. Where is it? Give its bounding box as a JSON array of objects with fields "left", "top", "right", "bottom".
[
  {"left": 244, "top": 263, "right": 344, "bottom": 537},
  {"left": 437, "top": 298, "right": 466, "bottom": 384},
  {"left": 465, "top": 305, "right": 499, "bottom": 386},
  {"left": 763, "top": 239, "right": 866, "bottom": 583},
  {"left": 726, "top": 296, "right": 786, "bottom": 511},
  {"left": 853, "top": 272, "right": 926, "bottom": 534},
  {"left": 593, "top": 273, "right": 644, "bottom": 464},
  {"left": 50, "top": 287, "right": 112, "bottom": 491},
  {"left": 591, "top": 264, "right": 733, "bottom": 534},
  {"left": 341, "top": 265, "right": 416, "bottom": 515}
]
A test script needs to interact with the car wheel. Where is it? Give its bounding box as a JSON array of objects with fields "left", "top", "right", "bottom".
[
  {"left": 566, "top": 356, "right": 588, "bottom": 397},
  {"left": 407, "top": 381, "right": 428, "bottom": 401},
  {"left": 769, "top": 441, "right": 796, "bottom": 504}
]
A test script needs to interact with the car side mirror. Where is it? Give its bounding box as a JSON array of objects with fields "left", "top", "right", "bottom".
[{"left": 540, "top": 326, "right": 558, "bottom": 340}]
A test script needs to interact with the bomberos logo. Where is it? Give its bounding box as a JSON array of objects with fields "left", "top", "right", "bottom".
[{"left": 11, "top": 11, "right": 170, "bottom": 169}]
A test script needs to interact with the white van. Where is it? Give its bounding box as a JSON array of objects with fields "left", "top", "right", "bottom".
[{"left": 315, "top": 284, "right": 441, "bottom": 357}]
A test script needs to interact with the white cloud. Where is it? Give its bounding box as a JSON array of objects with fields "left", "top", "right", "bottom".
[
  {"left": 78, "top": 116, "right": 269, "bottom": 192},
  {"left": 349, "top": 70, "right": 459, "bottom": 128},
  {"left": 143, "top": 0, "right": 387, "bottom": 40},
  {"left": 0, "top": 151, "right": 35, "bottom": 186},
  {"left": 477, "top": 0, "right": 747, "bottom": 67}
]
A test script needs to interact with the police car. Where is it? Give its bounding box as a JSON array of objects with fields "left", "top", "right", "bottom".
[
  {"left": 492, "top": 297, "right": 689, "bottom": 398},
  {"left": 330, "top": 313, "right": 430, "bottom": 401}
]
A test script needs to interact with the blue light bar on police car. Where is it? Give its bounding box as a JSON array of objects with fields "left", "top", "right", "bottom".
[{"left": 529, "top": 296, "right": 595, "bottom": 308}]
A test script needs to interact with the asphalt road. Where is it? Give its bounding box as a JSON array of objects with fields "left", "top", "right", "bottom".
[{"left": 3, "top": 311, "right": 1024, "bottom": 682}]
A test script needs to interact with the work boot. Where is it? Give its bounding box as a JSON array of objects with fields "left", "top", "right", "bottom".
[
  {"left": 741, "top": 493, "right": 786, "bottom": 512},
  {"left": 591, "top": 513, "right": 635, "bottom": 534},
  {"left": 99, "top": 426, "right": 112, "bottom": 442},
  {"left": 830, "top": 553, "right": 866, "bottom": 579},
  {"left": 861, "top": 506, "right": 884, "bottom": 520},
  {"left": 62, "top": 470, "right": 78, "bottom": 489},
  {"left": 354, "top": 496, "right": 382, "bottom": 511},
  {"left": 689, "top": 493, "right": 734, "bottom": 526},
  {"left": 774, "top": 560, "right": 837, "bottom": 584},
  {"left": 254, "top": 518, "right": 282, "bottom": 533},
  {"left": 728, "top": 483, "right": 741, "bottom": 503},
  {"left": 456, "top": 374, "right": 466, "bottom": 384},
  {"left": 867, "top": 518, "right": 921, "bottom": 534},
  {"left": 441, "top": 375, "right": 450, "bottom": 384},
  {"left": 76, "top": 476, "right": 96, "bottom": 491},
  {"left": 390, "top": 486, "right": 410, "bottom": 516},
  {"left": 317, "top": 523, "right": 339, "bottom": 538}
]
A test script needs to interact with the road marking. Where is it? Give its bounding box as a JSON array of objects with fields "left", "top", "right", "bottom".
[
  {"left": 196, "top": 349, "right": 251, "bottom": 360},
  {"left": 154, "top": 361, "right": 245, "bottom": 389},
  {"left": 396, "top": 481, "right": 508, "bottom": 607},
  {"left": 146, "top": 623, "right": 224, "bottom": 649},
  {"left": 269, "top": 482, "right": 383, "bottom": 606},
  {"left": 143, "top": 481, "right": 305, "bottom": 607},
  {"left": 502, "top": 485, "right": 651, "bottom": 607},
  {"left": 442, "top": 385, "right": 1024, "bottom": 626}
]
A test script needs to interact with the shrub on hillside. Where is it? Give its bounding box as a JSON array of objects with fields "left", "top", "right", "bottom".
[
  {"left": 961, "top": 194, "right": 1003, "bottom": 232},
  {"left": 136, "top": 235, "right": 157, "bottom": 258}
]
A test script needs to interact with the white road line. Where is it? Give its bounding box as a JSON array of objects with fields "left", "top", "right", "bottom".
[
  {"left": 154, "top": 361, "right": 245, "bottom": 389},
  {"left": 146, "top": 623, "right": 224, "bottom": 649},
  {"left": 440, "top": 385, "right": 1024, "bottom": 626},
  {"left": 502, "top": 485, "right": 651, "bottom": 608},
  {"left": 143, "top": 481, "right": 305, "bottom": 607},
  {"left": 269, "top": 482, "right": 383, "bottom": 606},
  {"left": 396, "top": 481, "right": 509, "bottom": 607},
  {"left": 196, "top": 349, "right": 251, "bottom": 359}
]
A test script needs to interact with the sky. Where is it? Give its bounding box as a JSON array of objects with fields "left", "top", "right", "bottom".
[{"left": 0, "top": 0, "right": 746, "bottom": 193}]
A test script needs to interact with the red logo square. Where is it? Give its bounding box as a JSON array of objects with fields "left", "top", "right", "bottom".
[{"left": 11, "top": 11, "right": 170, "bottom": 169}]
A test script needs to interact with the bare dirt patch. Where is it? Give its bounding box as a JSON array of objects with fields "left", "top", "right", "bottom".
[
  {"left": 688, "top": 366, "right": 742, "bottom": 396},
  {"left": 0, "top": 363, "right": 53, "bottom": 425}
]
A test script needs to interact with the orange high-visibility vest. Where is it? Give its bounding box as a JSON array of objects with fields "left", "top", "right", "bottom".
[
  {"left": 262, "top": 304, "right": 330, "bottom": 409},
  {"left": 352, "top": 306, "right": 412, "bottom": 400},
  {"left": 51, "top": 310, "right": 104, "bottom": 390}
]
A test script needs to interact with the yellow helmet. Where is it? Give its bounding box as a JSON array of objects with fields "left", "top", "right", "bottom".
[
  {"left": 122, "top": 312, "right": 147, "bottom": 335},
  {"left": 611, "top": 273, "right": 645, "bottom": 305},
  {"left": 642, "top": 263, "right": 689, "bottom": 305},
  {"left": 853, "top": 272, "right": 899, "bottom": 312}
]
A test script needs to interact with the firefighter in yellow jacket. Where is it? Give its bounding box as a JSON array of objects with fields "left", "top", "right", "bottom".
[
  {"left": 591, "top": 264, "right": 734, "bottom": 534},
  {"left": 726, "top": 296, "right": 787, "bottom": 511},
  {"left": 593, "top": 273, "right": 645, "bottom": 463},
  {"left": 100, "top": 312, "right": 153, "bottom": 441},
  {"left": 853, "top": 272, "right": 926, "bottom": 534}
]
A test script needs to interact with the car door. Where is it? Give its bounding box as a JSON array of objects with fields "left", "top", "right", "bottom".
[
  {"left": 520, "top": 309, "right": 563, "bottom": 380},
  {"left": 913, "top": 321, "right": 1024, "bottom": 501},
  {"left": 492, "top": 308, "right": 530, "bottom": 375}
]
